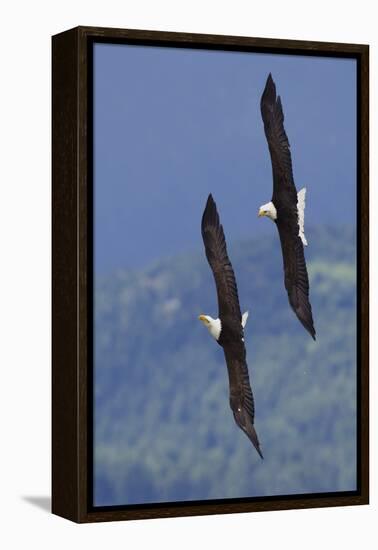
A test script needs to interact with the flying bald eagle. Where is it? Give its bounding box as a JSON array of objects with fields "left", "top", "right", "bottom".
[
  {"left": 258, "top": 73, "right": 316, "bottom": 340},
  {"left": 199, "top": 194, "right": 263, "bottom": 459}
]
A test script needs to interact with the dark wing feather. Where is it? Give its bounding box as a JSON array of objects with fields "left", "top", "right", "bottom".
[
  {"left": 224, "top": 347, "right": 263, "bottom": 459},
  {"left": 276, "top": 220, "right": 316, "bottom": 340},
  {"left": 201, "top": 194, "right": 242, "bottom": 321},
  {"left": 260, "top": 73, "right": 297, "bottom": 205}
]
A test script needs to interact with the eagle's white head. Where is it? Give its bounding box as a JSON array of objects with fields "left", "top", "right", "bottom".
[
  {"left": 198, "top": 314, "right": 222, "bottom": 341},
  {"left": 198, "top": 311, "right": 249, "bottom": 342},
  {"left": 258, "top": 201, "right": 277, "bottom": 221}
]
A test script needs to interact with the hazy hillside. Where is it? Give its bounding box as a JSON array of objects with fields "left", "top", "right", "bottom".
[{"left": 94, "top": 225, "right": 357, "bottom": 506}]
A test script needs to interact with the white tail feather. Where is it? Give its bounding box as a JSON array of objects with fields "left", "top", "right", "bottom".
[
  {"left": 297, "top": 188, "right": 308, "bottom": 246},
  {"left": 241, "top": 311, "right": 249, "bottom": 329}
]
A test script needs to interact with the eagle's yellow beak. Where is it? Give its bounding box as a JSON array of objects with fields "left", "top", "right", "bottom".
[
  {"left": 258, "top": 208, "right": 265, "bottom": 217},
  {"left": 198, "top": 314, "right": 209, "bottom": 324}
]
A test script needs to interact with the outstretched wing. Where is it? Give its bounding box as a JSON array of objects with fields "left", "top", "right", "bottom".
[
  {"left": 277, "top": 220, "right": 316, "bottom": 340},
  {"left": 201, "top": 194, "right": 242, "bottom": 321},
  {"left": 224, "top": 346, "right": 263, "bottom": 459},
  {"left": 260, "top": 73, "right": 297, "bottom": 206}
]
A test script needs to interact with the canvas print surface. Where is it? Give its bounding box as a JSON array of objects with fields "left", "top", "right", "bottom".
[{"left": 93, "top": 43, "right": 357, "bottom": 507}]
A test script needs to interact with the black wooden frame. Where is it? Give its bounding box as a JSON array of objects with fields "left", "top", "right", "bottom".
[{"left": 52, "top": 26, "right": 369, "bottom": 523}]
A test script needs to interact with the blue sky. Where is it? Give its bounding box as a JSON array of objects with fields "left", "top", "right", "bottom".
[{"left": 94, "top": 43, "right": 356, "bottom": 273}]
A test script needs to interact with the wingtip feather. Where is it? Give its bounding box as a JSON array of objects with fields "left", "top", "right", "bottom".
[
  {"left": 297, "top": 308, "right": 316, "bottom": 341},
  {"left": 202, "top": 193, "right": 219, "bottom": 231},
  {"left": 246, "top": 423, "right": 264, "bottom": 460},
  {"left": 256, "top": 445, "right": 264, "bottom": 460},
  {"left": 303, "top": 319, "right": 316, "bottom": 341},
  {"left": 262, "top": 73, "right": 276, "bottom": 103},
  {"left": 266, "top": 72, "right": 274, "bottom": 86}
]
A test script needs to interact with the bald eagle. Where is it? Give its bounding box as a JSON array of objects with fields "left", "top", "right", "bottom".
[
  {"left": 258, "top": 73, "right": 316, "bottom": 340},
  {"left": 199, "top": 194, "right": 263, "bottom": 459}
]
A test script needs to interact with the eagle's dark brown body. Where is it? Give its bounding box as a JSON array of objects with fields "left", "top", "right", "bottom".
[{"left": 201, "top": 194, "right": 263, "bottom": 459}]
